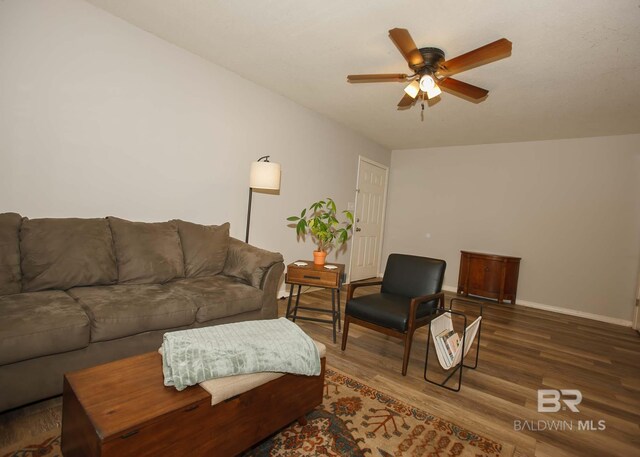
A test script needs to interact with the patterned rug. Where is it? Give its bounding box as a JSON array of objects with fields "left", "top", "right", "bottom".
[{"left": 0, "top": 368, "right": 512, "bottom": 457}]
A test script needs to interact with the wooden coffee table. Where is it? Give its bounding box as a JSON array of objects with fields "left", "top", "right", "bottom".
[{"left": 61, "top": 352, "right": 325, "bottom": 456}]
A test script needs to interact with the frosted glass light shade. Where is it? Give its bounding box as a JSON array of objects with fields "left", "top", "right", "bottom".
[
  {"left": 419, "top": 74, "right": 442, "bottom": 99},
  {"left": 249, "top": 161, "right": 281, "bottom": 190},
  {"left": 419, "top": 74, "right": 436, "bottom": 91},
  {"left": 425, "top": 84, "right": 442, "bottom": 99},
  {"left": 404, "top": 80, "right": 420, "bottom": 99}
]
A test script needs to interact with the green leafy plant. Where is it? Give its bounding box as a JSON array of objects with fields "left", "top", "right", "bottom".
[{"left": 287, "top": 198, "right": 354, "bottom": 253}]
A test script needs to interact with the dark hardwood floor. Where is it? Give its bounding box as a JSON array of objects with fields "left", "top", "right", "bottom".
[{"left": 284, "top": 286, "right": 640, "bottom": 457}]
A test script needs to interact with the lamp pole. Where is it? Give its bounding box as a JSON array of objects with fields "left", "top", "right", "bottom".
[
  {"left": 245, "top": 155, "right": 280, "bottom": 244},
  {"left": 245, "top": 186, "right": 254, "bottom": 243}
]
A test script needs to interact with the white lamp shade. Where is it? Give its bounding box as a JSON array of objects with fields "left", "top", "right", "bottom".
[
  {"left": 404, "top": 80, "right": 420, "bottom": 99},
  {"left": 425, "top": 84, "right": 442, "bottom": 99},
  {"left": 249, "top": 161, "right": 281, "bottom": 190},
  {"left": 419, "top": 74, "right": 436, "bottom": 91},
  {"left": 419, "top": 74, "right": 441, "bottom": 100}
]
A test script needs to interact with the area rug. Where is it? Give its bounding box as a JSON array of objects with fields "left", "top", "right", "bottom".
[{"left": 0, "top": 368, "right": 512, "bottom": 457}]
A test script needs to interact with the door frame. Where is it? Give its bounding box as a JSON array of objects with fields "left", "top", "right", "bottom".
[
  {"left": 347, "top": 155, "right": 390, "bottom": 283},
  {"left": 634, "top": 271, "right": 640, "bottom": 331}
]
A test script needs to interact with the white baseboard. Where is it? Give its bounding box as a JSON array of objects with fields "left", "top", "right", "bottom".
[
  {"left": 278, "top": 285, "right": 288, "bottom": 299},
  {"left": 441, "top": 285, "right": 632, "bottom": 327}
]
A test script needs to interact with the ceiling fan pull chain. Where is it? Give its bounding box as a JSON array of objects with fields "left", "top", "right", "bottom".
[{"left": 421, "top": 93, "right": 425, "bottom": 122}]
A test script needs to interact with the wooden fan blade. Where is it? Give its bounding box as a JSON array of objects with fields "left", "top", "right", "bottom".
[
  {"left": 397, "top": 93, "right": 416, "bottom": 108},
  {"left": 347, "top": 73, "right": 408, "bottom": 83},
  {"left": 439, "top": 38, "right": 512, "bottom": 76},
  {"left": 388, "top": 28, "right": 424, "bottom": 68},
  {"left": 438, "top": 78, "right": 489, "bottom": 100}
]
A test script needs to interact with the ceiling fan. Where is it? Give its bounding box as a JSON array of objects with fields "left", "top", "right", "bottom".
[{"left": 347, "top": 28, "right": 512, "bottom": 109}]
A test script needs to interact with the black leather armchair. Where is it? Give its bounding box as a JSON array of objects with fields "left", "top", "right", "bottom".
[{"left": 341, "top": 254, "right": 446, "bottom": 375}]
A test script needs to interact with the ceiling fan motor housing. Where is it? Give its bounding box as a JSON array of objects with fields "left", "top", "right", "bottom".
[{"left": 416, "top": 47, "right": 445, "bottom": 74}]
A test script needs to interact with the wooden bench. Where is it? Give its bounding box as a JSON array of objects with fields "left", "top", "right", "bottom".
[{"left": 61, "top": 351, "right": 326, "bottom": 456}]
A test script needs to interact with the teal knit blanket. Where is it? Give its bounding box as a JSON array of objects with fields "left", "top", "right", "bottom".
[{"left": 161, "top": 318, "right": 321, "bottom": 391}]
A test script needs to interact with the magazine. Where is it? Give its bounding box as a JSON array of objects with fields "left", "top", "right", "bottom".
[
  {"left": 435, "top": 329, "right": 454, "bottom": 365},
  {"left": 436, "top": 329, "right": 456, "bottom": 364},
  {"left": 443, "top": 331, "right": 460, "bottom": 355},
  {"left": 430, "top": 313, "right": 482, "bottom": 370}
]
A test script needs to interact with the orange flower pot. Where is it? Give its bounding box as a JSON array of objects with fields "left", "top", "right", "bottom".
[{"left": 313, "top": 250, "right": 327, "bottom": 266}]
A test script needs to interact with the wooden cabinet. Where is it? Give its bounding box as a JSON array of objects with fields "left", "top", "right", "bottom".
[{"left": 457, "top": 251, "right": 521, "bottom": 304}]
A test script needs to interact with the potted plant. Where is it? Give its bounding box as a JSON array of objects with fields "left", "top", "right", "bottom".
[{"left": 287, "top": 198, "right": 354, "bottom": 265}]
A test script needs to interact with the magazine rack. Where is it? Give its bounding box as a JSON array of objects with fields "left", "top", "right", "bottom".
[{"left": 423, "top": 298, "right": 483, "bottom": 392}]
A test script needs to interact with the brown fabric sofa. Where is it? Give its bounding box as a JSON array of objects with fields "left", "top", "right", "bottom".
[{"left": 0, "top": 213, "right": 284, "bottom": 412}]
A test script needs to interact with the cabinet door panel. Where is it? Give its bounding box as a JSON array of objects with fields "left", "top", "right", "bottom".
[{"left": 468, "top": 257, "right": 499, "bottom": 293}]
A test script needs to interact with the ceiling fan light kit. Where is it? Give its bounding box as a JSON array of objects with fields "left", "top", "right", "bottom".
[{"left": 347, "top": 28, "right": 512, "bottom": 111}]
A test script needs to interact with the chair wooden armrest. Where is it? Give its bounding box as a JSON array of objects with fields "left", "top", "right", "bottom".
[
  {"left": 409, "top": 291, "right": 445, "bottom": 316},
  {"left": 347, "top": 280, "right": 383, "bottom": 301}
]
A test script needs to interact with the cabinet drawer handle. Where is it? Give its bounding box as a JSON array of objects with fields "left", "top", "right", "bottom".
[
  {"left": 303, "top": 275, "right": 321, "bottom": 280},
  {"left": 120, "top": 430, "right": 139, "bottom": 439},
  {"left": 184, "top": 404, "right": 199, "bottom": 412}
]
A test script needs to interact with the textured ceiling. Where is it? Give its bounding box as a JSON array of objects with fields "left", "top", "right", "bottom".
[{"left": 85, "top": 0, "right": 640, "bottom": 150}]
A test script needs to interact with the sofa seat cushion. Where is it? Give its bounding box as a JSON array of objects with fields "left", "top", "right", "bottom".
[
  {"left": 0, "top": 213, "right": 22, "bottom": 296},
  {"left": 108, "top": 217, "right": 185, "bottom": 285},
  {"left": 0, "top": 291, "right": 90, "bottom": 365},
  {"left": 68, "top": 284, "right": 197, "bottom": 342},
  {"left": 167, "top": 276, "right": 263, "bottom": 323},
  {"left": 20, "top": 217, "right": 117, "bottom": 292}
]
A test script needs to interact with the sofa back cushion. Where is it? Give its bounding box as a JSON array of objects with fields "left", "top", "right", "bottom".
[
  {"left": 174, "top": 220, "right": 230, "bottom": 278},
  {"left": 109, "top": 217, "right": 184, "bottom": 284},
  {"left": 20, "top": 218, "right": 118, "bottom": 292},
  {"left": 0, "top": 213, "right": 23, "bottom": 296}
]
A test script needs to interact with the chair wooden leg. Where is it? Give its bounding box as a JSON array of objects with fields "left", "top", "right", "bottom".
[
  {"left": 341, "top": 315, "right": 351, "bottom": 351},
  {"left": 401, "top": 331, "right": 414, "bottom": 376}
]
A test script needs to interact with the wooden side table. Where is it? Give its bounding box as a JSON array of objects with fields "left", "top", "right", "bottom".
[{"left": 285, "top": 260, "right": 345, "bottom": 343}]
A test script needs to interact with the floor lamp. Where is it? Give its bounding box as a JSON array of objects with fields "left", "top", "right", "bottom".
[{"left": 246, "top": 155, "right": 281, "bottom": 243}]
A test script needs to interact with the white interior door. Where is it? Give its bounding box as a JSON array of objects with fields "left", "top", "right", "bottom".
[{"left": 349, "top": 157, "right": 388, "bottom": 282}]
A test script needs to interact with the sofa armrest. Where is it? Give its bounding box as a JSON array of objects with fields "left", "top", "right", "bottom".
[
  {"left": 258, "top": 261, "right": 285, "bottom": 319},
  {"left": 222, "top": 238, "right": 284, "bottom": 320},
  {"left": 222, "top": 238, "right": 284, "bottom": 289}
]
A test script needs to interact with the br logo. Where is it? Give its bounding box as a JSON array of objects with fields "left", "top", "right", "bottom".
[{"left": 537, "top": 389, "right": 582, "bottom": 412}]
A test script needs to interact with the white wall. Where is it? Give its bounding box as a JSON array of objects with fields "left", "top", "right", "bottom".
[
  {"left": 0, "top": 0, "right": 390, "bottom": 286},
  {"left": 383, "top": 135, "right": 640, "bottom": 323},
  {"left": 4, "top": 2, "right": 637, "bottom": 322}
]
